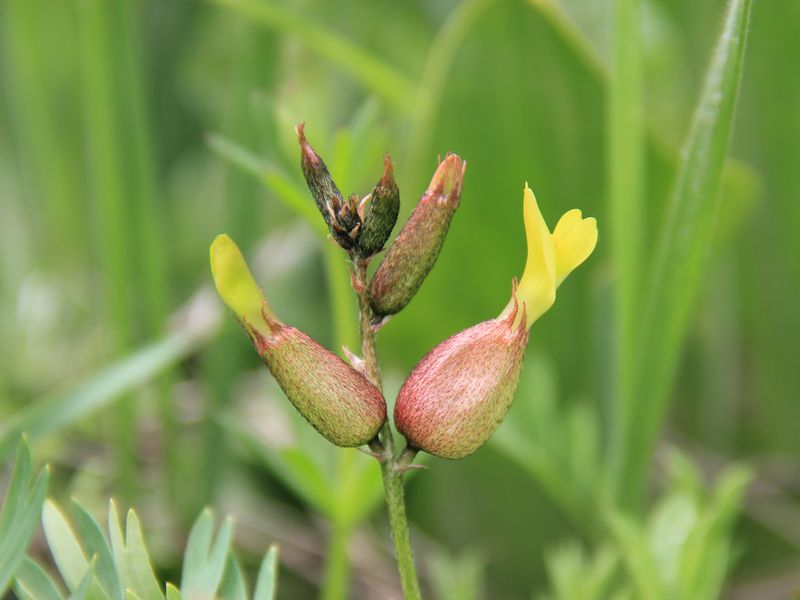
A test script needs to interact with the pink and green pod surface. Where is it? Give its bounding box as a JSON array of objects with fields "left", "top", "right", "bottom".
[{"left": 210, "top": 234, "right": 386, "bottom": 447}]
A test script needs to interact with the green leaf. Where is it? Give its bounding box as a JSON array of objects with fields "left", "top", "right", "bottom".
[
  {"left": 107, "top": 501, "right": 165, "bottom": 600},
  {"left": 204, "top": 0, "right": 414, "bottom": 109},
  {"left": 0, "top": 330, "right": 211, "bottom": 461},
  {"left": 14, "top": 558, "right": 64, "bottom": 600},
  {"left": 165, "top": 584, "right": 183, "bottom": 600},
  {"left": 180, "top": 508, "right": 233, "bottom": 599},
  {"left": 252, "top": 545, "right": 278, "bottom": 600},
  {"left": 606, "top": 512, "right": 663, "bottom": 600},
  {"left": 42, "top": 500, "right": 90, "bottom": 591},
  {"left": 0, "top": 438, "right": 49, "bottom": 593},
  {"left": 71, "top": 500, "right": 124, "bottom": 600},
  {"left": 219, "top": 554, "right": 248, "bottom": 600},
  {"left": 68, "top": 561, "right": 96, "bottom": 600},
  {"left": 615, "top": 0, "right": 754, "bottom": 505}
]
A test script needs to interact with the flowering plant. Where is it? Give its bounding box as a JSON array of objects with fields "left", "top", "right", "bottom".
[{"left": 210, "top": 126, "right": 597, "bottom": 598}]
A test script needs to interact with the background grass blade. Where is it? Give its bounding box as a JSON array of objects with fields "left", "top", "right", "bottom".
[
  {"left": 607, "top": 0, "right": 644, "bottom": 505},
  {"left": 0, "top": 324, "right": 215, "bottom": 461},
  {"left": 613, "top": 0, "right": 754, "bottom": 507},
  {"left": 205, "top": 0, "right": 414, "bottom": 109}
]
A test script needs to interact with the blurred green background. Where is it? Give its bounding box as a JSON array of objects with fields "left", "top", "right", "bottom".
[{"left": 0, "top": 0, "right": 798, "bottom": 598}]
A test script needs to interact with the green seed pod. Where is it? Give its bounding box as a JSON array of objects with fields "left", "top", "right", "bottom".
[
  {"left": 369, "top": 153, "right": 465, "bottom": 317},
  {"left": 354, "top": 156, "right": 400, "bottom": 259},
  {"left": 296, "top": 123, "right": 361, "bottom": 249},
  {"left": 210, "top": 234, "right": 386, "bottom": 447}
]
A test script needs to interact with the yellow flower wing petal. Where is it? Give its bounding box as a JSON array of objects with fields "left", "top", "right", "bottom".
[
  {"left": 553, "top": 215, "right": 598, "bottom": 286},
  {"left": 552, "top": 209, "right": 583, "bottom": 243}
]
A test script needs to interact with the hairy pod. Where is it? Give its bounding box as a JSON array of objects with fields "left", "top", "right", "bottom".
[
  {"left": 251, "top": 323, "right": 387, "bottom": 447},
  {"left": 210, "top": 234, "right": 386, "bottom": 447},
  {"left": 369, "top": 154, "right": 465, "bottom": 317},
  {"left": 394, "top": 300, "right": 528, "bottom": 459}
]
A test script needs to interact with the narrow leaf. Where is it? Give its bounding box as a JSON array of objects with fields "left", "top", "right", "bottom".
[
  {"left": 14, "top": 557, "right": 64, "bottom": 600},
  {"left": 219, "top": 555, "right": 248, "bottom": 600},
  {"left": 617, "top": 0, "right": 754, "bottom": 504},
  {"left": 0, "top": 439, "right": 48, "bottom": 593},
  {"left": 42, "top": 500, "right": 90, "bottom": 591},
  {"left": 205, "top": 0, "right": 414, "bottom": 109},
  {"left": 253, "top": 545, "right": 278, "bottom": 600},
  {"left": 71, "top": 500, "right": 124, "bottom": 600},
  {"left": 0, "top": 331, "right": 209, "bottom": 460}
]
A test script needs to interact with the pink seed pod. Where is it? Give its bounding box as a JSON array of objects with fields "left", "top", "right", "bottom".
[{"left": 394, "top": 296, "right": 529, "bottom": 459}]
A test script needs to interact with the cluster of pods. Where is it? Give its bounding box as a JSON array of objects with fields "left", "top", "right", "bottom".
[{"left": 210, "top": 126, "right": 597, "bottom": 460}]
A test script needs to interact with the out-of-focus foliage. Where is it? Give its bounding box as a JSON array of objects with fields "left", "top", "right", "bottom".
[
  {"left": 15, "top": 497, "right": 278, "bottom": 600},
  {"left": 0, "top": 0, "right": 797, "bottom": 597}
]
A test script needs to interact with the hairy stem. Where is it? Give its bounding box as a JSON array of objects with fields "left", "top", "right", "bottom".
[
  {"left": 352, "top": 257, "right": 422, "bottom": 600},
  {"left": 381, "top": 463, "right": 423, "bottom": 600}
]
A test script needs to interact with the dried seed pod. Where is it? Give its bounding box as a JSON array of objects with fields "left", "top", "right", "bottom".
[
  {"left": 369, "top": 154, "right": 465, "bottom": 317},
  {"left": 210, "top": 234, "right": 386, "bottom": 447},
  {"left": 296, "top": 123, "right": 361, "bottom": 249},
  {"left": 354, "top": 156, "right": 400, "bottom": 259}
]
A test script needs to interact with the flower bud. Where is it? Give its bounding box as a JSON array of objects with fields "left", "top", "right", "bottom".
[
  {"left": 296, "top": 124, "right": 361, "bottom": 250},
  {"left": 394, "top": 184, "right": 597, "bottom": 459},
  {"left": 354, "top": 156, "right": 400, "bottom": 258},
  {"left": 369, "top": 153, "right": 465, "bottom": 317},
  {"left": 395, "top": 294, "right": 528, "bottom": 459},
  {"left": 210, "top": 234, "right": 386, "bottom": 447}
]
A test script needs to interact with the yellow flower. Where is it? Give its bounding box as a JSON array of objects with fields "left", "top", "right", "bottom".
[{"left": 505, "top": 184, "right": 598, "bottom": 328}]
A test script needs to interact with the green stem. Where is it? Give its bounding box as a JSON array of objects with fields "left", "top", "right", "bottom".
[
  {"left": 352, "top": 258, "right": 422, "bottom": 600},
  {"left": 381, "top": 463, "right": 422, "bottom": 600},
  {"left": 321, "top": 523, "right": 350, "bottom": 600}
]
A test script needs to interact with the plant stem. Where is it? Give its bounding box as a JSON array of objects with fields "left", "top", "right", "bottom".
[
  {"left": 321, "top": 522, "right": 350, "bottom": 600},
  {"left": 352, "top": 258, "right": 422, "bottom": 600},
  {"left": 354, "top": 260, "right": 382, "bottom": 388},
  {"left": 381, "top": 462, "right": 422, "bottom": 600}
]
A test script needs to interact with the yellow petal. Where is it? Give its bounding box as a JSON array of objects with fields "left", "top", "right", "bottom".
[
  {"left": 552, "top": 209, "right": 583, "bottom": 243},
  {"left": 553, "top": 214, "right": 598, "bottom": 286},
  {"left": 517, "top": 184, "right": 556, "bottom": 328},
  {"left": 210, "top": 234, "right": 274, "bottom": 334}
]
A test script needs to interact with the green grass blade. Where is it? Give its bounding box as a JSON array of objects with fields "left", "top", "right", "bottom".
[
  {"left": 0, "top": 328, "right": 212, "bottom": 461},
  {"left": 615, "top": 0, "right": 754, "bottom": 506},
  {"left": 205, "top": 0, "right": 414, "bottom": 110},
  {"left": 77, "top": 0, "right": 139, "bottom": 494},
  {"left": 253, "top": 545, "right": 278, "bottom": 600},
  {"left": 404, "top": 0, "right": 495, "bottom": 178},
  {"left": 206, "top": 133, "right": 326, "bottom": 233},
  {"left": 14, "top": 557, "right": 64, "bottom": 600},
  {"left": 608, "top": 0, "right": 644, "bottom": 490},
  {"left": 0, "top": 440, "right": 49, "bottom": 593}
]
